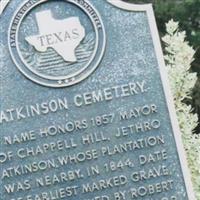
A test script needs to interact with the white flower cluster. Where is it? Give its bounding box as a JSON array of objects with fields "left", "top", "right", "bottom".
[{"left": 162, "top": 19, "right": 200, "bottom": 200}]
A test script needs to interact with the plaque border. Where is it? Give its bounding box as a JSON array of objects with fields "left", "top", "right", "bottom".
[{"left": 107, "top": 0, "right": 196, "bottom": 199}]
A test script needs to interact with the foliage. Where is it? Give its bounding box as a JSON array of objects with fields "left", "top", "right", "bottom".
[
  {"left": 124, "top": 0, "right": 200, "bottom": 70},
  {"left": 123, "top": 0, "right": 200, "bottom": 133},
  {"left": 162, "top": 20, "right": 200, "bottom": 200},
  {"left": 122, "top": 0, "right": 200, "bottom": 196}
]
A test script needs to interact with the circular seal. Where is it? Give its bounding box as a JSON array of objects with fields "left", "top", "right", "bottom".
[{"left": 8, "top": 0, "right": 106, "bottom": 87}]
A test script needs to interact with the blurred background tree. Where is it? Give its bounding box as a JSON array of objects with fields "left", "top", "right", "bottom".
[{"left": 124, "top": 0, "right": 200, "bottom": 133}]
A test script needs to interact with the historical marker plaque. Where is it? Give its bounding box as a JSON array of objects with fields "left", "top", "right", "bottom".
[{"left": 0, "top": 0, "right": 195, "bottom": 199}]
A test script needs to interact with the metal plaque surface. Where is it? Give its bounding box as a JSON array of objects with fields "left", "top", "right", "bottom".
[{"left": 0, "top": 0, "right": 195, "bottom": 199}]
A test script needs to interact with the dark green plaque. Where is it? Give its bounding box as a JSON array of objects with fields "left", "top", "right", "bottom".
[{"left": 0, "top": 0, "right": 195, "bottom": 199}]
